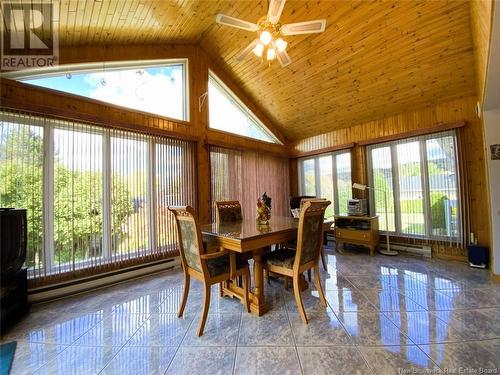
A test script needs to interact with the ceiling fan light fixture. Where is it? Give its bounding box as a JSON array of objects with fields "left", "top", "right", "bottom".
[
  {"left": 275, "top": 38, "right": 287, "bottom": 52},
  {"left": 267, "top": 47, "right": 276, "bottom": 60},
  {"left": 253, "top": 42, "right": 265, "bottom": 57},
  {"left": 259, "top": 30, "right": 272, "bottom": 45},
  {"left": 216, "top": 0, "right": 327, "bottom": 68}
]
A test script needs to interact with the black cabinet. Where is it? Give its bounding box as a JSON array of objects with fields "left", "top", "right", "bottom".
[{"left": 1, "top": 267, "right": 29, "bottom": 334}]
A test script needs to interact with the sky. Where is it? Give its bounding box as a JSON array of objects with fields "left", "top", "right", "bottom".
[
  {"left": 22, "top": 65, "right": 184, "bottom": 120},
  {"left": 208, "top": 79, "right": 276, "bottom": 143}
]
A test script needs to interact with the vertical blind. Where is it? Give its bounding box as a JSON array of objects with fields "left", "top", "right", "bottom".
[
  {"left": 0, "top": 110, "right": 196, "bottom": 286},
  {"left": 367, "top": 130, "right": 463, "bottom": 245},
  {"left": 209, "top": 146, "right": 290, "bottom": 221}
]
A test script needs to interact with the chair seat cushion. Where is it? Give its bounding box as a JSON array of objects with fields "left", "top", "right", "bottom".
[
  {"left": 264, "top": 248, "right": 296, "bottom": 269},
  {"left": 206, "top": 254, "right": 248, "bottom": 278}
]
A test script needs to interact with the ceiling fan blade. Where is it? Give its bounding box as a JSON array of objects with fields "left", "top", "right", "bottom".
[
  {"left": 236, "top": 39, "right": 260, "bottom": 62},
  {"left": 281, "top": 20, "right": 326, "bottom": 35},
  {"left": 216, "top": 14, "right": 259, "bottom": 32},
  {"left": 276, "top": 48, "right": 292, "bottom": 67},
  {"left": 267, "top": 0, "right": 287, "bottom": 24}
]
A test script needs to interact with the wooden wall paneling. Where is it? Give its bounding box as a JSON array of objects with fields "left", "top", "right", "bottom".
[
  {"left": 291, "top": 96, "right": 491, "bottom": 250},
  {"left": 357, "top": 122, "right": 467, "bottom": 146},
  {"left": 289, "top": 159, "right": 299, "bottom": 197},
  {"left": 191, "top": 46, "right": 212, "bottom": 224},
  {"left": 351, "top": 145, "right": 367, "bottom": 200},
  {"left": 470, "top": 0, "right": 494, "bottom": 104},
  {"left": 0, "top": 78, "right": 197, "bottom": 140}
]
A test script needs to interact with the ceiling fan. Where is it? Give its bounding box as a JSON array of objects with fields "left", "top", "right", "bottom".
[{"left": 216, "top": 0, "right": 326, "bottom": 67}]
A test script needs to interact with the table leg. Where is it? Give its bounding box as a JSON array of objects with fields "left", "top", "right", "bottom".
[
  {"left": 250, "top": 248, "right": 269, "bottom": 316},
  {"left": 336, "top": 241, "right": 344, "bottom": 254},
  {"left": 369, "top": 246, "right": 375, "bottom": 256}
]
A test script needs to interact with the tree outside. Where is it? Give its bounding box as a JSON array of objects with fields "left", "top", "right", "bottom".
[{"left": 0, "top": 123, "right": 141, "bottom": 270}]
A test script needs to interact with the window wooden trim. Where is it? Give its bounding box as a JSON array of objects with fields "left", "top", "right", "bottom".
[{"left": 290, "top": 142, "right": 355, "bottom": 158}]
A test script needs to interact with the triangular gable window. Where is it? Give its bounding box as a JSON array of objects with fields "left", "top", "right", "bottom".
[{"left": 208, "top": 71, "right": 281, "bottom": 144}]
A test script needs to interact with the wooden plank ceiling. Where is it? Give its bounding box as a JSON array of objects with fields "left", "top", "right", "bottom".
[{"left": 52, "top": 1, "right": 477, "bottom": 140}]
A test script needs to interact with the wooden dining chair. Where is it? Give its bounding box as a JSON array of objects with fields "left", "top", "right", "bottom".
[
  {"left": 289, "top": 195, "right": 316, "bottom": 211},
  {"left": 215, "top": 200, "right": 243, "bottom": 223},
  {"left": 263, "top": 200, "right": 331, "bottom": 324},
  {"left": 168, "top": 205, "right": 250, "bottom": 336},
  {"left": 300, "top": 198, "right": 329, "bottom": 273},
  {"left": 215, "top": 200, "right": 248, "bottom": 289},
  {"left": 279, "top": 197, "right": 329, "bottom": 286}
]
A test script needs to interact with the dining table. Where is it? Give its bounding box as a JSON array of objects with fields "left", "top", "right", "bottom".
[{"left": 200, "top": 216, "right": 333, "bottom": 316}]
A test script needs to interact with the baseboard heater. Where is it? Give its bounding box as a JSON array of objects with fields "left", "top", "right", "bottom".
[
  {"left": 28, "top": 257, "right": 181, "bottom": 303},
  {"left": 380, "top": 242, "right": 432, "bottom": 258}
]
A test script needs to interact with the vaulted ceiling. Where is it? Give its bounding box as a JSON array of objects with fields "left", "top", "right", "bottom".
[{"left": 46, "top": 0, "right": 477, "bottom": 140}]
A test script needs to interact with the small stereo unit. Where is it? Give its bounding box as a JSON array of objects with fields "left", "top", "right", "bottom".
[{"left": 347, "top": 199, "right": 367, "bottom": 216}]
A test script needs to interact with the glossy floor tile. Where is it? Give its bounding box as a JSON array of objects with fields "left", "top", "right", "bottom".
[
  {"left": 234, "top": 346, "right": 302, "bottom": 375},
  {"left": 8, "top": 342, "right": 67, "bottom": 375},
  {"left": 101, "top": 346, "right": 176, "bottom": 375},
  {"left": 238, "top": 311, "right": 294, "bottom": 346},
  {"left": 359, "top": 345, "right": 440, "bottom": 374},
  {"left": 3, "top": 250, "right": 499, "bottom": 374},
  {"left": 420, "top": 340, "right": 500, "bottom": 371},
  {"left": 166, "top": 346, "right": 235, "bottom": 375},
  {"left": 288, "top": 310, "right": 352, "bottom": 346},
  {"left": 297, "top": 346, "right": 371, "bottom": 375}
]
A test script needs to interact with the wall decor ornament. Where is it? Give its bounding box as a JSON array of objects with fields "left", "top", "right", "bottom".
[{"left": 490, "top": 144, "right": 500, "bottom": 160}]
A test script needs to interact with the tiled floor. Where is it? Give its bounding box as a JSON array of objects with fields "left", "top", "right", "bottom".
[{"left": 3, "top": 249, "right": 500, "bottom": 375}]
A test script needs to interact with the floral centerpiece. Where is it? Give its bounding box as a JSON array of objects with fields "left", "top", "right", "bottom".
[{"left": 256, "top": 192, "right": 272, "bottom": 225}]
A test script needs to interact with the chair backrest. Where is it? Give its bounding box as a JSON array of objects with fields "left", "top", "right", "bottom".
[
  {"left": 289, "top": 196, "right": 316, "bottom": 211},
  {"left": 295, "top": 200, "right": 331, "bottom": 268},
  {"left": 168, "top": 206, "right": 204, "bottom": 274},
  {"left": 299, "top": 197, "right": 327, "bottom": 209},
  {"left": 215, "top": 200, "right": 243, "bottom": 224}
]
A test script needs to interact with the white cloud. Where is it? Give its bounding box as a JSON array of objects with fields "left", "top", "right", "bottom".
[{"left": 84, "top": 67, "right": 184, "bottom": 119}]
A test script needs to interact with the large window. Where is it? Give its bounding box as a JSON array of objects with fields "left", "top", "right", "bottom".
[
  {"left": 367, "top": 131, "right": 460, "bottom": 240},
  {"left": 208, "top": 71, "right": 281, "bottom": 144},
  {"left": 5, "top": 60, "right": 188, "bottom": 121},
  {"left": 0, "top": 110, "right": 196, "bottom": 283},
  {"left": 298, "top": 151, "right": 353, "bottom": 218},
  {"left": 0, "top": 113, "right": 44, "bottom": 272}
]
